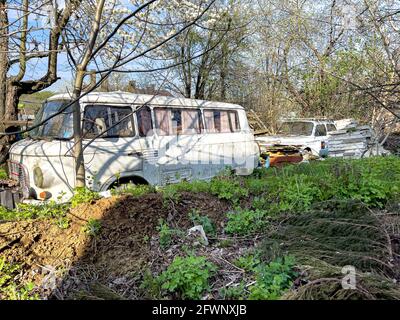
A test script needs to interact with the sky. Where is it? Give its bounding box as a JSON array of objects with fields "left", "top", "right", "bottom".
[{"left": 7, "top": 0, "right": 148, "bottom": 93}]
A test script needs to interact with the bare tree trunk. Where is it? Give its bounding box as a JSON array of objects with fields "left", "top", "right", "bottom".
[
  {"left": 0, "top": 0, "right": 10, "bottom": 156},
  {"left": 72, "top": 70, "right": 85, "bottom": 188},
  {"left": 71, "top": 0, "right": 105, "bottom": 188},
  {"left": 220, "top": 41, "right": 228, "bottom": 100}
]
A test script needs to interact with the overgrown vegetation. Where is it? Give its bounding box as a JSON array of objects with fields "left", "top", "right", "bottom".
[
  {"left": 1, "top": 156, "right": 400, "bottom": 300},
  {"left": 83, "top": 218, "right": 102, "bottom": 236},
  {"left": 0, "top": 258, "right": 38, "bottom": 300},
  {"left": 71, "top": 187, "right": 100, "bottom": 208},
  {"left": 156, "top": 255, "right": 217, "bottom": 299},
  {"left": 157, "top": 218, "right": 183, "bottom": 248}
]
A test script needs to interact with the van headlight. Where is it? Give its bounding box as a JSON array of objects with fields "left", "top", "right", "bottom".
[{"left": 33, "top": 166, "right": 44, "bottom": 188}]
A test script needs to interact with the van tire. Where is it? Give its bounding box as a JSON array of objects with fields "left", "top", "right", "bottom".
[{"left": 108, "top": 176, "right": 148, "bottom": 191}]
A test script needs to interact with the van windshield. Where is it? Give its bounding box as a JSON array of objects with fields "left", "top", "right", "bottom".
[
  {"left": 31, "top": 101, "right": 73, "bottom": 140},
  {"left": 278, "top": 121, "right": 314, "bottom": 136}
]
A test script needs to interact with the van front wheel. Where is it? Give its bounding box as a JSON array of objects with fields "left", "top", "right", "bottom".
[{"left": 113, "top": 182, "right": 135, "bottom": 192}]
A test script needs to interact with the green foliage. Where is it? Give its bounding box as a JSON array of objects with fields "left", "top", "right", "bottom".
[
  {"left": 140, "top": 269, "right": 162, "bottom": 299},
  {"left": 189, "top": 210, "right": 216, "bottom": 236},
  {"left": 0, "top": 201, "right": 68, "bottom": 221},
  {"left": 56, "top": 216, "right": 70, "bottom": 229},
  {"left": 157, "top": 219, "right": 182, "bottom": 248},
  {"left": 0, "top": 166, "right": 8, "bottom": 179},
  {"left": 162, "top": 180, "right": 210, "bottom": 197},
  {"left": 83, "top": 218, "right": 102, "bottom": 236},
  {"left": 161, "top": 175, "right": 248, "bottom": 205},
  {"left": 209, "top": 177, "right": 248, "bottom": 203},
  {"left": 112, "top": 183, "right": 156, "bottom": 197},
  {"left": 157, "top": 255, "right": 217, "bottom": 299},
  {"left": 246, "top": 156, "right": 400, "bottom": 214},
  {"left": 71, "top": 188, "right": 100, "bottom": 208},
  {"left": 248, "top": 256, "right": 297, "bottom": 300},
  {"left": 225, "top": 209, "right": 269, "bottom": 236},
  {"left": 219, "top": 282, "right": 247, "bottom": 300},
  {"left": 233, "top": 253, "right": 261, "bottom": 272},
  {"left": 218, "top": 239, "right": 233, "bottom": 248},
  {"left": 0, "top": 258, "right": 39, "bottom": 300}
]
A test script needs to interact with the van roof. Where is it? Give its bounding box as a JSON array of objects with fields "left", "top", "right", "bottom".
[{"left": 47, "top": 92, "right": 244, "bottom": 110}]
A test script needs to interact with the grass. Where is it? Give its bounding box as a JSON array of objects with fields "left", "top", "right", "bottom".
[{"left": 1, "top": 156, "right": 400, "bottom": 300}]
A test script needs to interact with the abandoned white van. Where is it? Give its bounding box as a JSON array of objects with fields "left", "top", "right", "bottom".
[{"left": 8, "top": 92, "right": 259, "bottom": 201}]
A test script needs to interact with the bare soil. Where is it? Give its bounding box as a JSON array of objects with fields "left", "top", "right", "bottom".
[{"left": 0, "top": 191, "right": 232, "bottom": 299}]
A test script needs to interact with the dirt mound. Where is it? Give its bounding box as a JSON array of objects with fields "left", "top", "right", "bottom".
[{"left": 0, "top": 191, "right": 230, "bottom": 298}]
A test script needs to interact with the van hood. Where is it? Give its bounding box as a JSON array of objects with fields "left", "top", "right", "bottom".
[
  {"left": 256, "top": 135, "right": 314, "bottom": 147},
  {"left": 9, "top": 139, "right": 74, "bottom": 158}
]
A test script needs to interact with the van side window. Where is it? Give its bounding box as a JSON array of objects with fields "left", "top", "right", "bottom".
[
  {"left": 182, "top": 109, "right": 202, "bottom": 134},
  {"left": 204, "top": 110, "right": 240, "bottom": 133},
  {"left": 326, "top": 124, "right": 337, "bottom": 132},
  {"left": 315, "top": 124, "right": 327, "bottom": 137},
  {"left": 228, "top": 111, "right": 240, "bottom": 132},
  {"left": 154, "top": 108, "right": 171, "bottom": 136},
  {"left": 137, "top": 106, "right": 153, "bottom": 137},
  {"left": 83, "top": 105, "right": 134, "bottom": 138},
  {"left": 154, "top": 108, "right": 202, "bottom": 135}
]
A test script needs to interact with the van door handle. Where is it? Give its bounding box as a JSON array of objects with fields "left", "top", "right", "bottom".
[{"left": 128, "top": 151, "right": 143, "bottom": 157}]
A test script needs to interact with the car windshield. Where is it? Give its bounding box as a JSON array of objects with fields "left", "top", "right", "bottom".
[
  {"left": 277, "top": 121, "right": 314, "bottom": 136},
  {"left": 30, "top": 101, "right": 73, "bottom": 139}
]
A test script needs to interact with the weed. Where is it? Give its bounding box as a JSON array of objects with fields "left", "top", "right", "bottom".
[
  {"left": 219, "top": 282, "right": 247, "bottom": 300},
  {"left": 0, "top": 258, "right": 39, "bottom": 300},
  {"left": 112, "top": 183, "right": 156, "bottom": 197},
  {"left": 225, "top": 208, "right": 269, "bottom": 236},
  {"left": 83, "top": 218, "right": 102, "bottom": 236},
  {"left": 157, "top": 255, "right": 217, "bottom": 299},
  {"left": 233, "top": 253, "right": 261, "bottom": 272},
  {"left": 55, "top": 216, "right": 70, "bottom": 229},
  {"left": 209, "top": 177, "right": 248, "bottom": 203},
  {"left": 157, "top": 219, "right": 182, "bottom": 248},
  {"left": 248, "top": 256, "right": 297, "bottom": 300},
  {"left": 189, "top": 210, "right": 216, "bottom": 236},
  {"left": 140, "top": 269, "right": 162, "bottom": 299},
  {"left": 71, "top": 187, "right": 100, "bottom": 208},
  {"left": 218, "top": 239, "right": 233, "bottom": 248}
]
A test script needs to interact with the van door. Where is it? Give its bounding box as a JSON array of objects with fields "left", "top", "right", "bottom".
[
  {"left": 152, "top": 107, "right": 204, "bottom": 184},
  {"left": 81, "top": 104, "right": 144, "bottom": 190},
  {"left": 314, "top": 123, "right": 328, "bottom": 156}
]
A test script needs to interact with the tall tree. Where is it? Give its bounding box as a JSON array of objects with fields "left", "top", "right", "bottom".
[{"left": 0, "top": 0, "right": 79, "bottom": 158}]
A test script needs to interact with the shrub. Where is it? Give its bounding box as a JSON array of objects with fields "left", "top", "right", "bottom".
[
  {"left": 0, "top": 166, "right": 7, "bottom": 179},
  {"left": 0, "top": 258, "right": 39, "bottom": 300},
  {"left": 246, "top": 156, "right": 400, "bottom": 212},
  {"left": 83, "top": 218, "right": 102, "bottom": 236},
  {"left": 0, "top": 201, "right": 68, "bottom": 221},
  {"left": 248, "top": 256, "right": 297, "bottom": 300},
  {"left": 157, "top": 219, "right": 182, "bottom": 248},
  {"left": 233, "top": 253, "right": 261, "bottom": 272},
  {"left": 219, "top": 282, "right": 247, "bottom": 300},
  {"left": 209, "top": 178, "right": 248, "bottom": 203},
  {"left": 189, "top": 210, "right": 216, "bottom": 236},
  {"left": 71, "top": 187, "right": 100, "bottom": 208},
  {"left": 225, "top": 209, "right": 269, "bottom": 236},
  {"left": 157, "top": 255, "right": 217, "bottom": 299}
]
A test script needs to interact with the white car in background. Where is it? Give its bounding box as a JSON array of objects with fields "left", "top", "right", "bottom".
[{"left": 256, "top": 118, "right": 337, "bottom": 157}]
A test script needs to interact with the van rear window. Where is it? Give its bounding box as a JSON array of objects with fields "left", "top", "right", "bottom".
[
  {"left": 204, "top": 110, "right": 240, "bottom": 133},
  {"left": 154, "top": 108, "right": 202, "bottom": 135}
]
